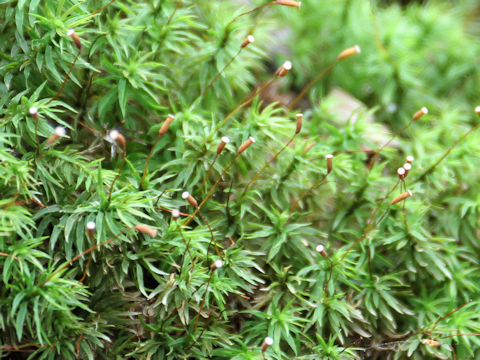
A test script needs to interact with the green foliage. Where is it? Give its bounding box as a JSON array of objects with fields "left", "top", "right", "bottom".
[{"left": 1, "top": 0, "right": 480, "bottom": 359}]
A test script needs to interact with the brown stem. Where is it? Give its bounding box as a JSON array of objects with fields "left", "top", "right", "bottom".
[
  {"left": 289, "top": 173, "right": 329, "bottom": 215},
  {"left": 223, "top": 1, "right": 275, "bottom": 34},
  {"left": 428, "top": 300, "right": 472, "bottom": 334},
  {"left": 46, "top": 50, "right": 81, "bottom": 105},
  {"left": 90, "top": 0, "right": 117, "bottom": 16},
  {"left": 0, "top": 252, "right": 19, "bottom": 261},
  {"left": 416, "top": 123, "right": 480, "bottom": 182},
  {"left": 323, "top": 258, "right": 334, "bottom": 300},
  {"left": 367, "top": 120, "right": 414, "bottom": 170},
  {"left": 177, "top": 219, "right": 193, "bottom": 271},
  {"left": 79, "top": 253, "right": 92, "bottom": 283},
  {"left": 288, "top": 60, "right": 338, "bottom": 110},
  {"left": 340, "top": 181, "right": 400, "bottom": 262},
  {"left": 213, "top": 78, "right": 276, "bottom": 138},
  {"left": 241, "top": 134, "right": 296, "bottom": 199},
  {"left": 139, "top": 132, "right": 161, "bottom": 189},
  {"left": 40, "top": 228, "right": 130, "bottom": 287},
  {"left": 184, "top": 154, "right": 240, "bottom": 227},
  {"left": 202, "top": 48, "right": 242, "bottom": 98},
  {"left": 200, "top": 153, "right": 219, "bottom": 192},
  {"left": 197, "top": 210, "right": 222, "bottom": 260},
  {"left": 193, "top": 272, "right": 214, "bottom": 332},
  {"left": 108, "top": 146, "right": 127, "bottom": 203}
]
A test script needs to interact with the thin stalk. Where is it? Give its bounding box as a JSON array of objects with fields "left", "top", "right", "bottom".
[
  {"left": 108, "top": 147, "right": 127, "bottom": 203},
  {"left": 46, "top": 50, "right": 81, "bottom": 105},
  {"left": 177, "top": 219, "right": 193, "bottom": 271},
  {"left": 416, "top": 123, "right": 480, "bottom": 182},
  {"left": 139, "top": 132, "right": 161, "bottom": 189},
  {"left": 211, "top": 78, "right": 276, "bottom": 139},
  {"left": 223, "top": 1, "right": 275, "bottom": 36},
  {"left": 427, "top": 300, "right": 472, "bottom": 334},
  {"left": 90, "top": 0, "right": 117, "bottom": 16},
  {"left": 0, "top": 252, "right": 18, "bottom": 260},
  {"left": 289, "top": 173, "right": 329, "bottom": 215},
  {"left": 200, "top": 153, "right": 219, "bottom": 192},
  {"left": 341, "top": 180, "right": 400, "bottom": 262},
  {"left": 201, "top": 48, "right": 242, "bottom": 99},
  {"left": 401, "top": 179, "right": 409, "bottom": 233},
  {"left": 40, "top": 228, "right": 130, "bottom": 287},
  {"left": 193, "top": 271, "right": 214, "bottom": 332},
  {"left": 34, "top": 117, "right": 40, "bottom": 153},
  {"left": 241, "top": 133, "right": 296, "bottom": 199},
  {"left": 184, "top": 154, "right": 240, "bottom": 227},
  {"left": 288, "top": 60, "right": 337, "bottom": 110},
  {"left": 78, "top": 253, "right": 92, "bottom": 283},
  {"left": 323, "top": 257, "right": 334, "bottom": 300},
  {"left": 367, "top": 120, "right": 414, "bottom": 170},
  {"left": 197, "top": 210, "right": 222, "bottom": 259}
]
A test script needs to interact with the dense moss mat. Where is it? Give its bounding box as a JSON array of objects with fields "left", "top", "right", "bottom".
[{"left": 1, "top": 0, "right": 480, "bottom": 359}]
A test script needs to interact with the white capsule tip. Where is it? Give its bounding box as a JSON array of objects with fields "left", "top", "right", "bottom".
[
  {"left": 296, "top": 113, "right": 303, "bottom": 119},
  {"left": 283, "top": 61, "right": 292, "bottom": 70},
  {"left": 109, "top": 130, "right": 120, "bottom": 140},
  {"left": 407, "top": 190, "right": 413, "bottom": 196},
  {"left": 354, "top": 45, "right": 361, "bottom": 54},
  {"left": 29, "top": 106, "right": 38, "bottom": 115},
  {"left": 221, "top": 136, "right": 230, "bottom": 144},
  {"left": 325, "top": 154, "right": 334, "bottom": 159},
  {"left": 182, "top": 191, "right": 190, "bottom": 200},
  {"left": 67, "top": 29, "right": 75, "bottom": 36},
  {"left": 403, "top": 163, "right": 412, "bottom": 171},
  {"left": 249, "top": 136, "right": 256, "bottom": 143},
  {"left": 475, "top": 106, "right": 480, "bottom": 114},
  {"left": 406, "top": 155, "right": 414, "bottom": 163},
  {"left": 264, "top": 337, "right": 274, "bottom": 345},
  {"left": 86, "top": 221, "right": 96, "bottom": 230},
  {"left": 214, "top": 260, "right": 223, "bottom": 269},
  {"left": 316, "top": 244, "right": 325, "bottom": 253},
  {"left": 397, "top": 168, "right": 405, "bottom": 175},
  {"left": 421, "top": 107, "right": 428, "bottom": 114},
  {"left": 54, "top": 126, "right": 66, "bottom": 137},
  {"left": 171, "top": 209, "right": 180, "bottom": 218},
  {"left": 247, "top": 35, "right": 255, "bottom": 43}
]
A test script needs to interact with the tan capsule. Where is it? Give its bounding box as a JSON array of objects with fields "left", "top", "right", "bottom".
[
  {"left": 397, "top": 167, "right": 405, "bottom": 180},
  {"left": 86, "top": 221, "right": 96, "bottom": 239},
  {"left": 422, "top": 339, "right": 441, "bottom": 347},
  {"left": 261, "top": 336, "right": 274, "bottom": 352},
  {"left": 241, "top": 35, "right": 255, "bottom": 48},
  {"left": 275, "top": 61, "right": 292, "bottom": 77},
  {"left": 216, "top": 136, "right": 230, "bottom": 154},
  {"left": 274, "top": 0, "right": 302, "bottom": 8},
  {"left": 325, "top": 154, "right": 334, "bottom": 174},
  {"left": 171, "top": 209, "right": 180, "bottom": 220},
  {"left": 211, "top": 259, "right": 223, "bottom": 271},
  {"left": 316, "top": 244, "right": 328, "bottom": 258},
  {"left": 182, "top": 191, "right": 198, "bottom": 208},
  {"left": 237, "top": 136, "right": 256, "bottom": 154},
  {"left": 391, "top": 190, "right": 412, "bottom": 205},
  {"left": 67, "top": 29, "right": 82, "bottom": 50},
  {"left": 403, "top": 163, "right": 412, "bottom": 176},
  {"left": 337, "top": 45, "right": 361, "bottom": 61},
  {"left": 29, "top": 106, "right": 39, "bottom": 120},
  {"left": 109, "top": 130, "right": 126, "bottom": 149},
  {"left": 134, "top": 224, "right": 158, "bottom": 237},
  {"left": 412, "top": 107, "right": 428, "bottom": 121},
  {"left": 406, "top": 155, "right": 414, "bottom": 164},
  {"left": 295, "top": 113, "right": 303, "bottom": 134},
  {"left": 47, "top": 126, "right": 66, "bottom": 144},
  {"left": 159, "top": 114, "right": 175, "bottom": 135}
]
